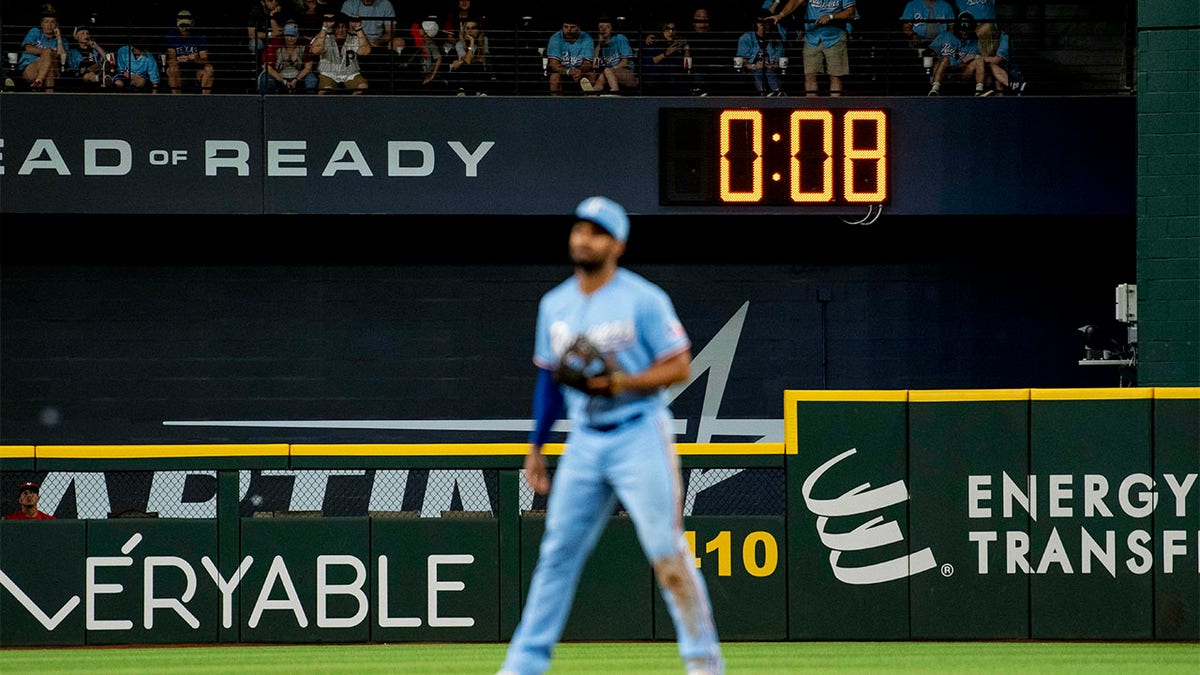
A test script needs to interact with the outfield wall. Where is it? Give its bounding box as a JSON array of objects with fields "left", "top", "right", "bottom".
[{"left": 1, "top": 388, "right": 1196, "bottom": 646}]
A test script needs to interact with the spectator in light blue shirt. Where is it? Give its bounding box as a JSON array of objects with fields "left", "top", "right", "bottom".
[
  {"left": 901, "top": 0, "right": 957, "bottom": 50},
  {"left": 546, "top": 16, "right": 594, "bottom": 95},
  {"left": 586, "top": 17, "right": 636, "bottom": 94},
  {"left": 736, "top": 14, "right": 786, "bottom": 96},
  {"left": 113, "top": 43, "right": 160, "bottom": 92},
  {"left": 768, "top": 0, "right": 857, "bottom": 96}
]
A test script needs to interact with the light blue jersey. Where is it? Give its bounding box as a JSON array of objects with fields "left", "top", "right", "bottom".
[
  {"left": 737, "top": 31, "right": 786, "bottom": 63},
  {"left": 802, "top": 0, "right": 856, "bottom": 47},
  {"left": 929, "top": 30, "right": 978, "bottom": 66},
  {"left": 546, "top": 30, "right": 594, "bottom": 70},
  {"left": 18, "top": 26, "right": 57, "bottom": 70},
  {"left": 534, "top": 268, "right": 689, "bottom": 429},
  {"left": 67, "top": 45, "right": 102, "bottom": 72},
  {"left": 115, "top": 45, "right": 161, "bottom": 84},
  {"left": 503, "top": 264, "right": 721, "bottom": 675},
  {"left": 900, "top": 0, "right": 957, "bottom": 44},
  {"left": 958, "top": 0, "right": 997, "bottom": 21},
  {"left": 595, "top": 33, "right": 633, "bottom": 69}
]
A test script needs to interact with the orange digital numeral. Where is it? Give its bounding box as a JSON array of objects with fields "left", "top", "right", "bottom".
[
  {"left": 844, "top": 110, "right": 888, "bottom": 203},
  {"left": 719, "top": 110, "right": 763, "bottom": 203},
  {"left": 790, "top": 110, "right": 834, "bottom": 203}
]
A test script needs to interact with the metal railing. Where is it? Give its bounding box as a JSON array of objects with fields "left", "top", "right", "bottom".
[{"left": 1, "top": 17, "right": 1134, "bottom": 96}]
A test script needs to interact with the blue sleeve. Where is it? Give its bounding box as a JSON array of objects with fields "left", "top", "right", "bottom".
[
  {"left": 736, "top": 33, "right": 755, "bottom": 59},
  {"left": 639, "top": 287, "right": 689, "bottom": 362},
  {"left": 529, "top": 366, "right": 564, "bottom": 446}
]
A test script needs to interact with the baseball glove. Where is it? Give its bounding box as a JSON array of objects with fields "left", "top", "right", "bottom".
[{"left": 554, "top": 335, "right": 619, "bottom": 395}]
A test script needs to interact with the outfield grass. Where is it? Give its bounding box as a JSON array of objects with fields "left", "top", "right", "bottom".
[{"left": 1, "top": 641, "right": 1197, "bottom": 673}]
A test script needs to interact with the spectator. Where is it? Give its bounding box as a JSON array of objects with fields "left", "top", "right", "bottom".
[
  {"left": 5, "top": 482, "right": 55, "bottom": 520},
  {"left": 686, "top": 6, "right": 721, "bottom": 96},
  {"left": 736, "top": 13, "right": 785, "bottom": 96},
  {"left": 112, "top": 41, "right": 159, "bottom": 92},
  {"left": 18, "top": 6, "right": 66, "bottom": 92},
  {"left": 248, "top": 0, "right": 295, "bottom": 54},
  {"left": 928, "top": 11, "right": 988, "bottom": 96},
  {"left": 976, "top": 20, "right": 1025, "bottom": 95},
  {"left": 442, "top": 0, "right": 482, "bottom": 53},
  {"left": 295, "top": 0, "right": 328, "bottom": 38},
  {"left": 585, "top": 16, "right": 636, "bottom": 95},
  {"left": 449, "top": 18, "right": 490, "bottom": 96},
  {"left": 311, "top": 12, "right": 371, "bottom": 94},
  {"left": 165, "top": 10, "right": 214, "bottom": 94},
  {"left": 770, "top": 0, "right": 857, "bottom": 96},
  {"left": 406, "top": 18, "right": 448, "bottom": 91},
  {"left": 640, "top": 20, "right": 689, "bottom": 95},
  {"left": 260, "top": 19, "right": 317, "bottom": 94},
  {"left": 900, "top": 0, "right": 956, "bottom": 51},
  {"left": 546, "top": 16, "right": 594, "bottom": 96},
  {"left": 962, "top": 0, "right": 999, "bottom": 85},
  {"left": 65, "top": 24, "right": 108, "bottom": 88},
  {"left": 340, "top": 0, "right": 396, "bottom": 49}
]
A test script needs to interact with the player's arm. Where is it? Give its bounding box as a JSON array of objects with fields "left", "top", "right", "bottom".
[
  {"left": 526, "top": 366, "right": 564, "bottom": 495},
  {"left": 602, "top": 350, "right": 690, "bottom": 396}
]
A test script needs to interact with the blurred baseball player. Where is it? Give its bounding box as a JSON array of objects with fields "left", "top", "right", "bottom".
[{"left": 498, "top": 197, "right": 723, "bottom": 675}]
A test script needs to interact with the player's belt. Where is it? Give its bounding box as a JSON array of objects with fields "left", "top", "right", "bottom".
[{"left": 586, "top": 412, "right": 644, "bottom": 433}]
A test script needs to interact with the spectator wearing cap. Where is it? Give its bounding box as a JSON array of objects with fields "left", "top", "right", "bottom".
[
  {"left": 165, "top": 9, "right": 214, "bottom": 94},
  {"left": 404, "top": 18, "right": 447, "bottom": 92},
  {"left": 65, "top": 24, "right": 109, "bottom": 88},
  {"left": 5, "top": 482, "right": 55, "bottom": 520},
  {"left": 310, "top": 12, "right": 371, "bottom": 94},
  {"left": 259, "top": 19, "right": 317, "bottom": 94}
]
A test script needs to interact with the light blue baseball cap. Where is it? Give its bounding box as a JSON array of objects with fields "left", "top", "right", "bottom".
[{"left": 574, "top": 196, "right": 629, "bottom": 243}]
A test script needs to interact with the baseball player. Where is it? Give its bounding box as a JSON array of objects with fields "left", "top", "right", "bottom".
[{"left": 497, "top": 197, "right": 723, "bottom": 675}]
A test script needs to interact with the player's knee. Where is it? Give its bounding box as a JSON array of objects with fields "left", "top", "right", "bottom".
[{"left": 653, "top": 552, "right": 690, "bottom": 593}]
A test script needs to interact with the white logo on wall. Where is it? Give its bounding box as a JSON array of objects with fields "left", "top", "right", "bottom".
[{"left": 801, "top": 447, "right": 938, "bottom": 585}]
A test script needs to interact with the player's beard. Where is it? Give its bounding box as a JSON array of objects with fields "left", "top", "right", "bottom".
[
  {"left": 573, "top": 258, "right": 605, "bottom": 273},
  {"left": 570, "top": 244, "right": 608, "bottom": 272}
]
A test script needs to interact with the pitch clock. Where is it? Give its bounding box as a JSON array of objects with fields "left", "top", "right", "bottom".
[{"left": 659, "top": 107, "right": 889, "bottom": 206}]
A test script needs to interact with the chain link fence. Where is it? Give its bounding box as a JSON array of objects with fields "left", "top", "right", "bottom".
[{"left": 1, "top": 467, "right": 783, "bottom": 519}]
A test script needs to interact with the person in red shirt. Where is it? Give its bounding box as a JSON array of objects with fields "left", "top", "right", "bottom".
[{"left": 5, "top": 482, "right": 55, "bottom": 520}]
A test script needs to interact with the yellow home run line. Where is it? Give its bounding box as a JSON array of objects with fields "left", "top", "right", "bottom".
[
  {"left": 26, "top": 443, "right": 784, "bottom": 459},
  {"left": 1031, "top": 387, "right": 1154, "bottom": 400},
  {"left": 36, "top": 444, "right": 289, "bottom": 459},
  {"left": 0, "top": 446, "right": 36, "bottom": 459}
]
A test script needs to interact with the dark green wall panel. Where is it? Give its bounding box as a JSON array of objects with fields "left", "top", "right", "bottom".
[
  {"left": 0, "top": 520, "right": 87, "bottom": 646},
  {"left": 909, "top": 395, "right": 1031, "bottom": 639},
  {"left": 1030, "top": 391, "right": 1154, "bottom": 639},
  {"left": 789, "top": 395, "right": 910, "bottom": 639},
  {"left": 84, "top": 519, "right": 219, "bottom": 645},
  {"left": 371, "top": 517, "right": 500, "bottom": 642},
  {"left": 520, "top": 515, "right": 653, "bottom": 640},
  {"left": 654, "top": 516, "right": 787, "bottom": 641},
  {"left": 240, "top": 517, "right": 370, "bottom": 643},
  {"left": 1153, "top": 391, "right": 1200, "bottom": 640}
]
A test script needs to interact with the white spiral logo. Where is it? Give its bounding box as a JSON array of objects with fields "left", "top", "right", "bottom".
[{"left": 801, "top": 447, "right": 938, "bottom": 585}]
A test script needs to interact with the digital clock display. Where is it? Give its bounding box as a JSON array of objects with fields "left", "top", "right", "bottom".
[{"left": 659, "top": 107, "right": 889, "bottom": 206}]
